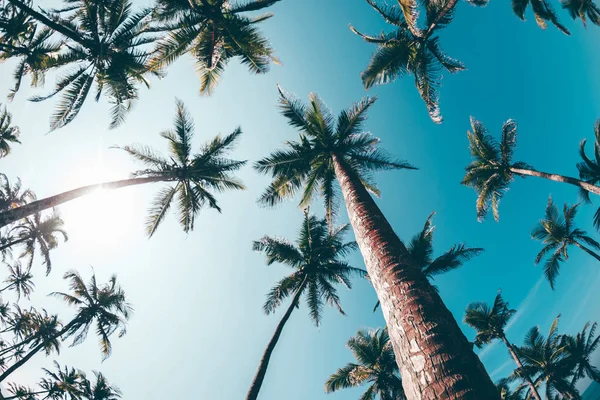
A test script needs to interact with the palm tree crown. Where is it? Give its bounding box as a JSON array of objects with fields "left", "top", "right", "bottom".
[
  {"left": 255, "top": 86, "right": 415, "bottom": 223},
  {"left": 3, "top": 261, "right": 35, "bottom": 300},
  {"left": 512, "top": 0, "right": 571, "bottom": 34},
  {"left": 0, "top": 173, "right": 35, "bottom": 212},
  {"left": 464, "top": 292, "right": 515, "bottom": 347},
  {"left": 577, "top": 120, "right": 600, "bottom": 227},
  {"left": 531, "top": 196, "right": 600, "bottom": 289},
  {"left": 562, "top": 0, "right": 600, "bottom": 26},
  {"left": 325, "top": 327, "right": 406, "bottom": 400},
  {"left": 149, "top": 0, "right": 281, "bottom": 95},
  {"left": 0, "top": 104, "right": 20, "bottom": 158},
  {"left": 564, "top": 321, "right": 600, "bottom": 384}
]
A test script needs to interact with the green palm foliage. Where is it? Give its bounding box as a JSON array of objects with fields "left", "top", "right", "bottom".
[
  {"left": 515, "top": 316, "right": 578, "bottom": 399},
  {"left": 531, "top": 196, "right": 600, "bottom": 289},
  {"left": 149, "top": 0, "right": 281, "bottom": 95},
  {"left": 564, "top": 322, "right": 600, "bottom": 385},
  {"left": 117, "top": 99, "right": 246, "bottom": 237},
  {"left": 8, "top": 0, "right": 159, "bottom": 129},
  {"left": 577, "top": 120, "right": 600, "bottom": 228},
  {"left": 2, "top": 261, "right": 35, "bottom": 300},
  {"left": 0, "top": 174, "right": 35, "bottom": 211},
  {"left": 254, "top": 86, "right": 415, "bottom": 223},
  {"left": 0, "top": 104, "right": 20, "bottom": 157},
  {"left": 496, "top": 378, "right": 526, "bottom": 400},
  {"left": 464, "top": 292, "right": 515, "bottom": 348},
  {"left": 325, "top": 327, "right": 405, "bottom": 400},
  {"left": 351, "top": 0, "right": 479, "bottom": 123},
  {"left": 79, "top": 371, "right": 122, "bottom": 400},
  {"left": 512, "top": 0, "right": 571, "bottom": 34},
  {"left": 562, "top": 0, "right": 600, "bottom": 26}
]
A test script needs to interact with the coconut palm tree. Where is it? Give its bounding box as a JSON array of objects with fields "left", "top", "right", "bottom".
[
  {"left": 515, "top": 316, "right": 578, "bottom": 399},
  {"left": 0, "top": 104, "right": 19, "bottom": 158},
  {"left": 0, "top": 100, "right": 246, "bottom": 235},
  {"left": 512, "top": 0, "right": 571, "bottom": 34},
  {"left": 1, "top": 261, "right": 34, "bottom": 300},
  {"left": 564, "top": 321, "right": 600, "bottom": 388},
  {"left": 577, "top": 120, "right": 600, "bottom": 229},
  {"left": 352, "top": 0, "right": 486, "bottom": 123},
  {"left": 0, "top": 269, "right": 132, "bottom": 383},
  {"left": 325, "top": 327, "right": 406, "bottom": 400},
  {"left": 562, "top": 0, "right": 600, "bottom": 25},
  {"left": 255, "top": 87, "right": 500, "bottom": 399},
  {"left": 6, "top": 0, "right": 159, "bottom": 130},
  {"left": 0, "top": 174, "right": 35, "bottom": 212},
  {"left": 79, "top": 371, "right": 121, "bottom": 400},
  {"left": 496, "top": 378, "right": 526, "bottom": 400},
  {"left": 464, "top": 293, "right": 542, "bottom": 400},
  {"left": 149, "top": 0, "right": 281, "bottom": 95},
  {"left": 246, "top": 212, "right": 364, "bottom": 400},
  {"left": 532, "top": 196, "right": 600, "bottom": 289},
  {"left": 462, "top": 118, "right": 600, "bottom": 221}
]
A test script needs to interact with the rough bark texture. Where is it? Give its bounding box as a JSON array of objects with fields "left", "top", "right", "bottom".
[
  {"left": 332, "top": 154, "right": 499, "bottom": 400},
  {"left": 510, "top": 167, "right": 600, "bottom": 195},
  {"left": 0, "top": 176, "right": 165, "bottom": 229},
  {"left": 245, "top": 281, "right": 306, "bottom": 400},
  {"left": 500, "top": 335, "right": 541, "bottom": 400},
  {"left": 574, "top": 241, "right": 600, "bottom": 262}
]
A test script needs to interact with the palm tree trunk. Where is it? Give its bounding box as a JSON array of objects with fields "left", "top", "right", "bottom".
[
  {"left": 573, "top": 241, "right": 600, "bottom": 262},
  {"left": 245, "top": 279, "right": 307, "bottom": 400},
  {"left": 0, "top": 236, "right": 28, "bottom": 252},
  {"left": 331, "top": 154, "right": 499, "bottom": 400},
  {"left": 499, "top": 335, "right": 542, "bottom": 400},
  {"left": 0, "top": 176, "right": 165, "bottom": 229},
  {"left": 509, "top": 167, "right": 600, "bottom": 196}
]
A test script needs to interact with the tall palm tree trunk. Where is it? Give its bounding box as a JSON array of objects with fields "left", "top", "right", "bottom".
[
  {"left": 0, "top": 236, "right": 28, "bottom": 252},
  {"left": 573, "top": 241, "right": 600, "bottom": 262},
  {"left": 246, "top": 280, "right": 307, "bottom": 400},
  {"left": 331, "top": 154, "right": 499, "bottom": 400},
  {"left": 0, "top": 176, "right": 165, "bottom": 229},
  {"left": 499, "top": 335, "right": 542, "bottom": 400},
  {"left": 510, "top": 167, "right": 600, "bottom": 196}
]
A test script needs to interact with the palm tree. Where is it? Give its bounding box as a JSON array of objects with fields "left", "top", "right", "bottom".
[
  {"left": 325, "top": 327, "right": 406, "bottom": 400},
  {"left": 351, "top": 0, "right": 487, "bottom": 123},
  {"left": 564, "top": 321, "right": 600, "bottom": 388},
  {"left": 512, "top": 0, "right": 571, "bottom": 34},
  {"left": 6, "top": 0, "right": 159, "bottom": 130},
  {"left": 0, "top": 100, "right": 246, "bottom": 234},
  {"left": 149, "top": 0, "right": 281, "bottom": 95},
  {"left": 246, "top": 212, "right": 364, "bottom": 400},
  {"left": 462, "top": 117, "right": 600, "bottom": 221},
  {"left": 464, "top": 292, "right": 542, "bottom": 400},
  {"left": 532, "top": 196, "right": 600, "bottom": 289},
  {"left": 562, "top": 0, "right": 600, "bottom": 25},
  {"left": 577, "top": 120, "right": 600, "bottom": 229},
  {"left": 0, "top": 104, "right": 19, "bottom": 158},
  {"left": 0, "top": 174, "right": 35, "bottom": 212},
  {"left": 0, "top": 269, "right": 132, "bottom": 383},
  {"left": 255, "top": 87, "right": 500, "bottom": 399},
  {"left": 515, "top": 316, "right": 578, "bottom": 399},
  {"left": 79, "top": 371, "right": 121, "bottom": 400},
  {"left": 1, "top": 261, "right": 34, "bottom": 300},
  {"left": 496, "top": 378, "right": 526, "bottom": 400}
]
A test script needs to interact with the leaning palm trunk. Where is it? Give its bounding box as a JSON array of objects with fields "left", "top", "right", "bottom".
[
  {"left": 0, "top": 176, "right": 164, "bottom": 228},
  {"left": 0, "top": 236, "right": 28, "bottom": 252},
  {"left": 510, "top": 167, "right": 600, "bottom": 196},
  {"left": 246, "top": 280, "right": 306, "bottom": 400},
  {"left": 499, "top": 335, "right": 542, "bottom": 400},
  {"left": 332, "top": 154, "right": 499, "bottom": 399},
  {"left": 573, "top": 242, "right": 600, "bottom": 262}
]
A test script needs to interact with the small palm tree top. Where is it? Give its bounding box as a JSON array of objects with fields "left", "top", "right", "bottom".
[
  {"left": 255, "top": 86, "right": 415, "bottom": 224},
  {"left": 253, "top": 212, "right": 364, "bottom": 326},
  {"left": 565, "top": 321, "right": 600, "bottom": 383},
  {"left": 577, "top": 120, "right": 600, "bottom": 228},
  {"left": 464, "top": 292, "right": 516, "bottom": 347},
  {"left": 0, "top": 173, "right": 35, "bottom": 212},
  {"left": 562, "top": 0, "right": 600, "bottom": 27},
  {"left": 116, "top": 99, "right": 246, "bottom": 237},
  {"left": 16, "top": 211, "right": 68, "bottom": 274},
  {"left": 511, "top": 0, "right": 571, "bottom": 34},
  {"left": 3, "top": 261, "right": 35, "bottom": 300},
  {"left": 0, "top": 104, "right": 20, "bottom": 158}
]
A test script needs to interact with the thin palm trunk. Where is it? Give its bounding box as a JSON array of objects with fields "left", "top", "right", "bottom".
[
  {"left": 0, "top": 176, "right": 165, "bottom": 229},
  {"left": 331, "top": 154, "right": 499, "bottom": 400},
  {"left": 573, "top": 241, "right": 600, "bottom": 262},
  {"left": 0, "top": 236, "right": 28, "bottom": 252},
  {"left": 245, "top": 279, "right": 307, "bottom": 400},
  {"left": 500, "top": 335, "right": 542, "bottom": 400},
  {"left": 510, "top": 167, "right": 600, "bottom": 196}
]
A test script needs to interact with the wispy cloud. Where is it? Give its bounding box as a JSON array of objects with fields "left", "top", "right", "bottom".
[{"left": 490, "top": 358, "right": 514, "bottom": 379}]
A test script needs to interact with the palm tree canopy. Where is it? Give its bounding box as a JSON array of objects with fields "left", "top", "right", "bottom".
[
  {"left": 3, "top": 261, "right": 35, "bottom": 300},
  {"left": 464, "top": 292, "right": 516, "bottom": 347},
  {"left": 253, "top": 213, "right": 364, "bottom": 326},
  {"left": 325, "top": 327, "right": 405, "bottom": 400},
  {"left": 116, "top": 99, "right": 246, "bottom": 237},
  {"left": 565, "top": 321, "right": 600, "bottom": 384},
  {"left": 531, "top": 196, "right": 600, "bottom": 288},
  {"left": 0, "top": 173, "right": 35, "bottom": 212},
  {"left": 254, "top": 86, "right": 415, "bottom": 224},
  {"left": 577, "top": 120, "right": 600, "bottom": 229},
  {"left": 496, "top": 378, "right": 526, "bottom": 400},
  {"left": 512, "top": 0, "right": 571, "bottom": 34},
  {"left": 562, "top": 0, "right": 600, "bottom": 26},
  {"left": 462, "top": 117, "right": 533, "bottom": 221},
  {"left": 0, "top": 104, "right": 20, "bottom": 158},
  {"left": 149, "top": 0, "right": 281, "bottom": 95}
]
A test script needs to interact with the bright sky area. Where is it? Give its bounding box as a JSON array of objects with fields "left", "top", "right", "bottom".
[{"left": 2, "top": 0, "right": 600, "bottom": 398}]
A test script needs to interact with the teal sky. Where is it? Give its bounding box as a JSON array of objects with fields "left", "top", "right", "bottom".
[{"left": 2, "top": 0, "right": 600, "bottom": 398}]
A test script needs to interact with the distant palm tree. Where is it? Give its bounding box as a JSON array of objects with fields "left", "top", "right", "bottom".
[
  {"left": 0, "top": 270, "right": 132, "bottom": 382},
  {"left": 79, "top": 371, "right": 121, "bottom": 400},
  {"left": 0, "top": 105, "right": 19, "bottom": 158},
  {"left": 255, "top": 87, "right": 500, "bottom": 398},
  {"left": 149, "top": 0, "right": 281, "bottom": 95},
  {"left": 562, "top": 0, "right": 600, "bottom": 25},
  {"left": 496, "top": 378, "right": 526, "bottom": 400},
  {"left": 532, "top": 196, "right": 600, "bottom": 289},
  {"left": 246, "top": 212, "right": 364, "bottom": 400},
  {"left": 515, "top": 316, "right": 578, "bottom": 399},
  {"left": 564, "top": 321, "right": 600, "bottom": 388},
  {"left": 37, "top": 362, "right": 84, "bottom": 399},
  {"left": 512, "top": 0, "right": 571, "bottom": 34},
  {"left": 0, "top": 174, "right": 35, "bottom": 212},
  {"left": 464, "top": 292, "right": 542, "bottom": 400},
  {"left": 7, "top": 0, "right": 158, "bottom": 129},
  {"left": 462, "top": 118, "right": 600, "bottom": 221},
  {"left": 325, "top": 327, "right": 406, "bottom": 400},
  {"left": 0, "top": 100, "right": 246, "bottom": 235},
  {"left": 577, "top": 120, "right": 600, "bottom": 229},
  {"left": 1, "top": 261, "right": 35, "bottom": 300}
]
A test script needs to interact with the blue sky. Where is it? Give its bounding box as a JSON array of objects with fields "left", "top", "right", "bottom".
[{"left": 1, "top": 0, "right": 600, "bottom": 398}]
